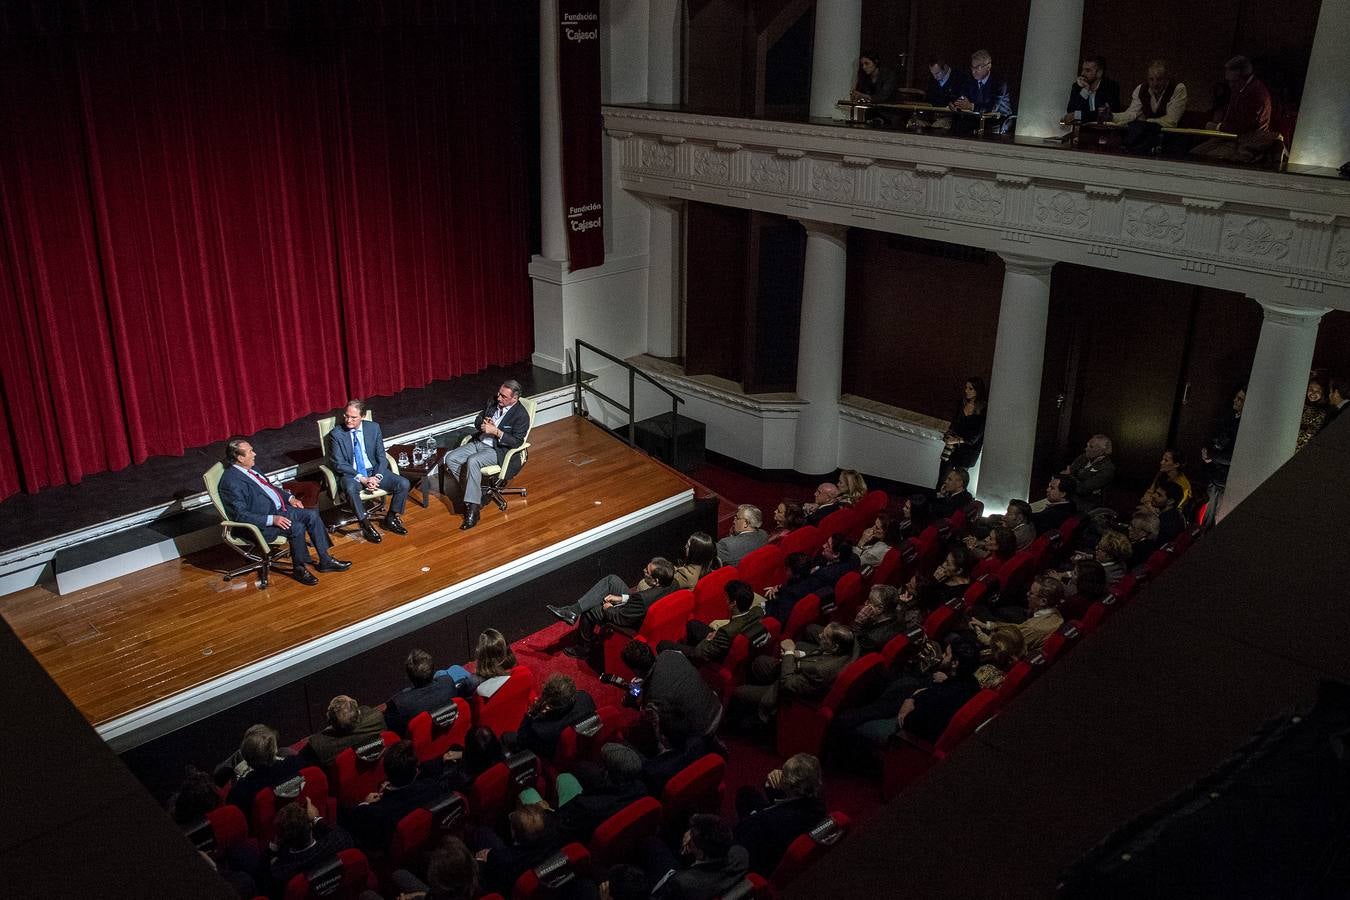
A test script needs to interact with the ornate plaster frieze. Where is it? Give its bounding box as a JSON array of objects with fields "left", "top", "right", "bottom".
[{"left": 605, "top": 107, "right": 1350, "bottom": 309}]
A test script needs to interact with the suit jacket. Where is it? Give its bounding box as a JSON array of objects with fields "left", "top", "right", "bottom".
[
  {"left": 766, "top": 555, "right": 860, "bottom": 623},
  {"left": 225, "top": 754, "right": 306, "bottom": 814},
  {"left": 856, "top": 615, "right": 904, "bottom": 654},
  {"left": 1031, "top": 500, "right": 1075, "bottom": 535},
  {"left": 655, "top": 846, "right": 751, "bottom": 900},
  {"left": 551, "top": 779, "right": 649, "bottom": 845},
  {"left": 218, "top": 465, "right": 295, "bottom": 541},
  {"left": 805, "top": 501, "right": 843, "bottom": 527},
  {"left": 1065, "top": 76, "right": 1122, "bottom": 118},
  {"left": 925, "top": 71, "right": 962, "bottom": 107},
  {"left": 339, "top": 776, "right": 452, "bottom": 850},
  {"left": 514, "top": 691, "right": 597, "bottom": 759},
  {"left": 1068, "top": 454, "right": 1115, "bottom": 510},
  {"left": 610, "top": 582, "right": 680, "bottom": 630},
  {"left": 690, "top": 608, "right": 767, "bottom": 665},
  {"left": 856, "top": 64, "right": 898, "bottom": 102},
  {"left": 468, "top": 399, "right": 531, "bottom": 466},
  {"left": 647, "top": 650, "right": 723, "bottom": 737},
  {"left": 384, "top": 677, "right": 461, "bottom": 736},
  {"left": 954, "top": 72, "right": 1012, "bottom": 117},
  {"left": 328, "top": 420, "right": 394, "bottom": 481},
  {"left": 780, "top": 648, "right": 850, "bottom": 701},
  {"left": 903, "top": 674, "right": 980, "bottom": 743},
  {"left": 716, "top": 529, "right": 769, "bottom": 567},
  {"left": 930, "top": 489, "right": 972, "bottom": 521},
  {"left": 303, "top": 706, "right": 388, "bottom": 768},
  {"left": 734, "top": 795, "right": 827, "bottom": 876}
]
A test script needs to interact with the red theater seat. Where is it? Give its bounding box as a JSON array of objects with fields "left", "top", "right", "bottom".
[
  {"left": 282, "top": 848, "right": 372, "bottom": 900},
  {"left": 408, "top": 699, "right": 471, "bottom": 765},
  {"left": 767, "top": 812, "right": 851, "bottom": 893},
  {"left": 253, "top": 766, "right": 334, "bottom": 845},
  {"left": 737, "top": 545, "right": 785, "bottom": 594},
  {"left": 589, "top": 796, "right": 663, "bottom": 869},
  {"left": 513, "top": 843, "right": 591, "bottom": 900},
  {"left": 829, "top": 571, "right": 864, "bottom": 624},
  {"left": 693, "top": 567, "right": 740, "bottom": 622},
  {"left": 660, "top": 753, "right": 726, "bottom": 831},
  {"left": 780, "top": 593, "right": 821, "bottom": 642},
  {"left": 881, "top": 689, "right": 1003, "bottom": 800},
  {"left": 329, "top": 731, "right": 400, "bottom": 806},
  {"left": 776, "top": 653, "right": 886, "bottom": 758},
  {"left": 471, "top": 666, "right": 535, "bottom": 737},
  {"left": 603, "top": 589, "right": 695, "bottom": 678},
  {"left": 779, "top": 526, "right": 823, "bottom": 559}
]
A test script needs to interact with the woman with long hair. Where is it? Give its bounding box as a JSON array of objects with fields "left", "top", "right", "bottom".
[
  {"left": 673, "top": 531, "right": 721, "bottom": 588},
  {"left": 938, "top": 376, "right": 987, "bottom": 488},
  {"left": 471, "top": 628, "right": 517, "bottom": 698},
  {"left": 768, "top": 499, "right": 806, "bottom": 544}
]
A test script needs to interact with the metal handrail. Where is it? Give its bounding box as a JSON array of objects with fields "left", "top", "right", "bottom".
[{"left": 573, "top": 339, "right": 685, "bottom": 461}]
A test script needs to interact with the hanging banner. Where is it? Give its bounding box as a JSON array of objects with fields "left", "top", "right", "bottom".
[{"left": 556, "top": 0, "right": 605, "bottom": 271}]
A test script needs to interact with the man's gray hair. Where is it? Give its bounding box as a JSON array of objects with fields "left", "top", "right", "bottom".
[
  {"left": 501, "top": 379, "right": 523, "bottom": 398},
  {"left": 600, "top": 742, "right": 644, "bottom": 782},
  {"left": 781, "top": 753, "right": 823, "bottom": 799},
  {"left": 737, "top": 504, "right": 763, "bottom": 528}
]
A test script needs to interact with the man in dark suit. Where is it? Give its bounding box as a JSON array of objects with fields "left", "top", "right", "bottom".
[
  {"left": 445, "top": 379, "right": 531, "bottom": 530},
  {"left": 1061, "top": 55, "right": 1122, "bottom": 124},
  {"left": 340, "top": 740, "right": 450, "bottom": 850},
  {"left": 764, "top": 533, "right": 859, "bottom": 623},
  {"left": 1328, "top": 377, "right": 1348, "bottom": 425},
  {"left": 647, "top": 814, "right": 750, "bottom": 900},
  {"left": 661, "top": 579, "right": 767, "bottom": 665},
  {"left": 733, "top": 624, "right": 855, "bottom": 727},
  {"left": 513, "top": 674, "right": 597, "bottom": 759},
  {"left": 328, "top": 399, "right": 411, "bottom": 544},
  {"left": 622, "top": 641, "right": 724, "bottom": 739},
  {"left": 733, "top": 753, "right": 828, "bottom": 876},
  {"left": 951, "top": 49, "right": 1013, "bottom": 132},
  {"left": 550, "top": 557, "right": 679, "bottom": 657},
  {"left": 383, "top": 649, "right": 461, "bottom": 736},
  {"left": 930, "top": 466, "right": 973, "bottom": 519},
  {"left": 1032, "top": 474, "right": 1077, "bottom": 534},
  {"left": 218, "top": 437, "right": 351, "bottom": 586},
  {"left": 804, "top": 483, "right": 842, "bottom": 526},
  {"left": 925, "top": 59, "right": 961, "bottom": 107},
  {"left": 550, "top": 743, "right": 651, "bottom": 844}
]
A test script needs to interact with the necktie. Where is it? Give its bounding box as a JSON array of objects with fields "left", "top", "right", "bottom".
[
  {"left": 352, "top": 430, "right": 368, "bottom": 477},
  {"left": 248, "top": 469, "right": 284, "bottom": 510}
]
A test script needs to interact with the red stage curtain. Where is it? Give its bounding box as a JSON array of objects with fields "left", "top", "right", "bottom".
[{"left": 0, "top": 2, "right": 535, "bottom": 501}]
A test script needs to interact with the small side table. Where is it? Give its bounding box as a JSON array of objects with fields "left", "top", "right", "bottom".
[{"left": 390, "top": 445, "right": 447, "bottom": 508}]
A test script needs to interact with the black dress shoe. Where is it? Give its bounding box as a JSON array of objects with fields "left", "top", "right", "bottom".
[
  {"left": 383, "top": 515, "right": 408, "bottom": 536},
  {"left": 547, "top": 604, "right": 580, "bottom": 626},
  {"left": 317, "top": 557, "right": 352, "bottom": 572},
  {"left": 460, "top": 503, "right": 480, "bottom": 531},
  {"left": 292, "top": 566, "right": 319, "bottom": 586},
  {"left": 359, "top": 520, "right": 382, "bottom": 543},
  {"left": 563, "top": 644, "right": 590, "bottom": 658}
]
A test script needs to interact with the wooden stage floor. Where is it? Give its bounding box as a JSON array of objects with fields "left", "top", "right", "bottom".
[{"left": 0, "top": 417, "right": 691, "bottom": 730}]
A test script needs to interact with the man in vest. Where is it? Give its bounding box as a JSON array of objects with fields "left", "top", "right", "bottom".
[{"left": 1112, "top": 59, "right": 1188, "bottom": 129}]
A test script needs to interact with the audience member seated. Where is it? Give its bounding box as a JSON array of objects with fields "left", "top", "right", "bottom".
[
  {"left": 226, "top": 724, "right": 306, "bottom": 813},
  {"left": 733, "top": 753, "right": 828, "bottom": 877},
  {"left": 925, "top": 58, "right": 961, "bottom": 107},
  {"left": 1032, "top": 474, "right": 1077, "bottom": 534},
  {"left": 1150, "top": 480, "right": 1186, "bottom": 543},
  {"left": 1059, "top": 560, "right": 1108, "bottom": 622},
  {"left": 643, "top": 814, "right": 749, "bottom": 900},
  {"left": 931, "top": 467, "right": 973, "bottom": 519},
  {"left": 621, "top": 641, "right": 724, "bottom": 740},
  {"left": 836, "top": 469, "right": 867, "bottom": 506},
  {"left": 670, "top": 532, "right": 722, "bottom": 590},
  {"left": 640, "top": 708, "right": 720, "bottom": 797},
  {"left": 1112, "top": 59, "right": 1187, "bottom": 129},
  {"left": 768, "top": 499, "right": 807, "bottom": 544},
  {"left": 549, "top": 742, "right": 651, "bottom": 846},
  {"left": 1127, "top": 510, "right": 1162, "bottom": 568},
  {"left": 973, "top": 576, "right": 1064, "bottom": 653},
  {"left": 171, "top": 768, "right": 263, "bottom": 897},
  {"left": 910, "top": 546, "right": 974, "bottom": 612},
  {"left": 602, "top": 865, "right": 653, "bottom": 900},
  {"left": 716, "top": 504, "right": 768, "bottom": 566},
  {"left": 384, "top": 648, "right": 462, "bottom": 735},
  {"left": 473, "top": 805, "right": 566, "bottom": 898},
  {"left": 1002, "top": 499, "right": 1036, "bottom": 549},
  {"left": 1060, "top": 54, "right": 1121, "bottom": 125},
  {"left": 803, "top": 483, "right": 843, "bottom": 525},
  {"left": 305, "top": 696, "right": 387, "bottom": 770},
  {"left": 964, "top": 525, "right": 1016, "bottom": 563},
  {"left": 974, "top": 627, "right": 1025, "bottom": 690},
  {"left": 1063, "top": 434, "right": 1115, "bottom": 512},
  {"left": 764, "top": 534, "right": 859, "bottom": 623},
  {"left": 1152, "top": 447, "right": 1193, "bottom": 512},
  {"left": 450, "top": 725, "right": 508, "bottom": 790},
  {"left": 849, "top": 51, "right": 898, "bottom": 103},
  {"left": 732, "top": 624, "right": 855, "bottom": 729},
  {"left": 851, "top": 585, "right": 907, "bottom": 653},
  {"left": 659, "top": 579, "right": 767, "bottom": 666},
  {"left": 388, "top": 838, "right": 480, "bottom": 900},
  {"left": 854, "top": 511, "right": 899, "bottom": 571},
  {"left": 512, "top": 674, "right": 597, "bottom": 759},
  {"left": 1201, "top": 387, "right": 1244, "bottom": 516},
  {"left": 833, "top": 634, "right": 979, "bottom": 749},
  {"left": 1328, "top": 377, "right": 1349, "bottom": 424},
  {"left": 466, "top": 628, "right": 519, "bottom": 697},
  {"left": 1091, "top": 530, "right": 1132, "bottom": 585},
  {"left": 340, "top": 739, "right": 451, "bottom": 850},
  {"left": 951, "top": 50, "right": 1013, "bottom": 131},
  {"left": 896, "top": 492, "right": 933, "bottom": 540},
  {"left": 1299, "top": 371, "right": 1329, "bottom": 452},
  {"left": 269, "top": 797, "right": 356, "bottom": 892},
  {"left": 549, "top": 557, "right": 678, "bottom": 657},
  {"left": 1213, "top": 55, "right": 1272, "bottom": 135}
]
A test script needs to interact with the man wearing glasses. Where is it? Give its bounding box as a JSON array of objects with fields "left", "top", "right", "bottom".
[
  {"left": 329, "top": 399, "right": 412, "bottom": 543},
  {"left": 445, "top": 380, "right": 529, "bottom": 530}
]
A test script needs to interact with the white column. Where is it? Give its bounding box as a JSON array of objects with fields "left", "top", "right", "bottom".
[
  {"left": 808, "top": 0, "right": 863, "bottom": 119},
  {"left": 1221, "top": 301, "right": 1328, "bottom": 516},
  {"left": 644, "top": 196, "right": 683, "bottom": 357},
  {"left": 539, "top": 0, "right": 567, "bottom": 262},
  {"left": 976, "top": 254, "right": 1055, "bottom": 515},
  {"left": 1015, "top": 0, "right": 1086, "bottom": 138},
  {"left": 648, "top": 0, "right": 682, "bottom": 104},
  {"left": 794, "top": 221, "right": 849, "bottom": 473},
  {"left": 1290, "top": 1, "right": 1350, "bottom": 169}
]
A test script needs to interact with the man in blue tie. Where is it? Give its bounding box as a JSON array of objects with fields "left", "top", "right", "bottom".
[
  {"left": 951, "top": 49, "right": 1013, "bottom": 133},
  {"left": 219, "top": 438, "right": 351, "bottom": 586},
  {"left": 328, "top": 399, "right": 412, "bottom": 543}
]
